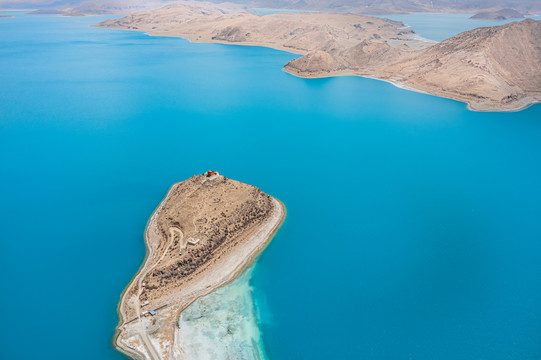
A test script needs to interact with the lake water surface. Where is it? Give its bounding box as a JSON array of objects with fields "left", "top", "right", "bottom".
[
  {"left": 374, "top": 13, "right": 541, "bottom": 41},
  {"left": 1, "top": 12, "right": 540, "bottom": 360}
]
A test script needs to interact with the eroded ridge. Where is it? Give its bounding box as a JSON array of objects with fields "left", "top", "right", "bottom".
[{"left": 115, "top": 171, "right": 285, "bottom": 360}]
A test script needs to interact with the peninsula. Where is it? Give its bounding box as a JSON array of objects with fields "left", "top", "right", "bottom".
[
  {"left": 114, "top": 171, "right": 285, "bottom": 360},
  {"left": 96, "top": 4, "right": 541, "bottom": 111}
]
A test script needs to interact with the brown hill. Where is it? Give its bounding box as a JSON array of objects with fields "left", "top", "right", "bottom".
[
  {"left": 285, "top": 19, "right": 541, "bottom": 111},
  {"left": 377, "top": 19, "right": 541, "bottom": 110}
]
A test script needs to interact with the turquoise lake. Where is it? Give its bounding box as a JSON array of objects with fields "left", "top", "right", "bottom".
[{"left": 1, "top": 12, "right": 540, "bottom": 360}]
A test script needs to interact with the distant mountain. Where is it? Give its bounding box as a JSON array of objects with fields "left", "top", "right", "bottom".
[
  {"left": 0, "top": 0, "right": 79, "bottom": 10},
  {"left": 471, "top": 8, "right": 524, "bottom": 20},
  {"left": 226, "top": 0, "right": 541, "bottom": 14},
  {"left": 0, "top": 0, "right": 170, "bottom": 13},
  {"left": 2, "top": 0, "right": 541, "bottom": 14}
]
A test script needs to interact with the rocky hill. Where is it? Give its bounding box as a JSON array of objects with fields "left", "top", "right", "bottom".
[
  {"left": 285, "top": 18, "right": 541, "bottom": 111},
  {"left": 378, "top": 18, "right": 541, "bottom": 111}
]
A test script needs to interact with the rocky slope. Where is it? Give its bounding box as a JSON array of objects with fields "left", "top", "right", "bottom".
[
  {"left": 286, "top": 18, "right": 541, "bottom": 110},
  {"left": 378, "top": 18, "right": 541, "bottom": 111}
]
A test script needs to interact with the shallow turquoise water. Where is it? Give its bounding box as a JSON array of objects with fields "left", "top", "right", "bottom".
[{"left": 1, "top": 12, "right": 541, "bottom": 360}]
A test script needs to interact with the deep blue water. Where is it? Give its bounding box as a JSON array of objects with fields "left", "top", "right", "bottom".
[{"left": 1, "top": 12, "right": 541, "bottom": 360}]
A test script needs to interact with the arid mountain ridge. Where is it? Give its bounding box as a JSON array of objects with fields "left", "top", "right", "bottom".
[
  {"left": 244, "top": 0, "right": 541, "bottom": 14},
  {"left": 97, "top": 4, "right": 541, "bottom": 111},
  {"left": 2, "top": 0, "right": 541, "bottom": 15}
]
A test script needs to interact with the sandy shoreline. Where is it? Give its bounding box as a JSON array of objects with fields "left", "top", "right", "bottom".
[
  {"left": 113, "top": 174, "right": 285, "bottom": 359},
  {"left": 112, "top": 184, "right": 178, "bottom": 360},
  {"left": 281, "top": 65, "right": 540, "bottom": 112}
]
